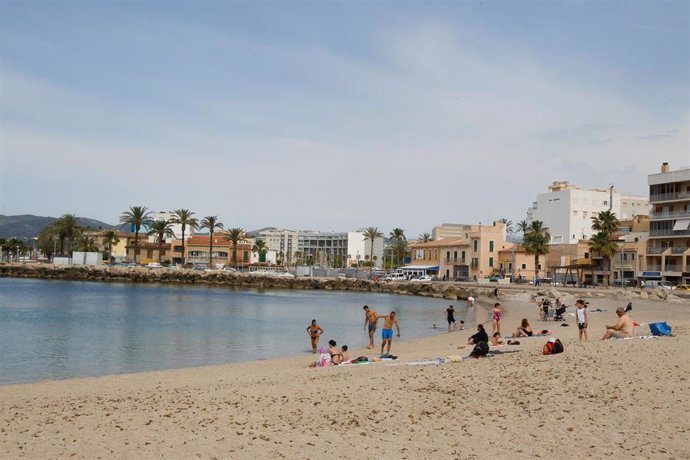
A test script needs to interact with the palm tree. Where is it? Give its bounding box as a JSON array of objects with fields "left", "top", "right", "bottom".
[
  {"left": 362, "top": 227, "right": 383, "bottom": 274},
  {"left": 591, "top": 210, "right": 620, "bottom": 236},
  {"left": 54, "top": 213, "right": 83, "bottom": 255},
  {"left": 252, "top": 239, "right": 268, "bottom": 263},
  {"left": 588, "top": 231, "right": 618, "bottom": 287},
  {"left": 147, "top": 220, "right": 174, "bottom": 264},
  {"left": 200, "top": 216, "right": 224, "bottom": 269},
  {"left": 418, "top": 232, "right": 433, "bottom": 243},
  {"left": 392, "top": 238, "right": 409, "bottom": 268},
  {"left": 171, "top": 209, "right": 198, "bottom": 267},
  {"left": 74, "top": 235, "right": 99, "bottom": 252},
  {"left": 101, "top": 230, "right": 120, "bottom": 264},
  {"left": 120, "top": 206, "right": 151, "bottom": 263},
  {"left": 590, "top": 210, "right": 620, "bottom": 287},
  {"left": 389, "top": 228, "right": 406, "bottom": 267},
  {"left": 517, "top": 220, "right": 529, "bottom": 236},
  {"left": 523, "top": 220, "right": 550, "bottom": 279},
  {"left": 498, "top": 218, "right": 514, "bottom": 235},
  {"left": 225, "top": 227, "right": 246, "bottom": 269}
]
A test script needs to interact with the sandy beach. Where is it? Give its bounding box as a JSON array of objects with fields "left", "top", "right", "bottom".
[{"left": 2, "top": 294, "right": 689, "bottom": 459}]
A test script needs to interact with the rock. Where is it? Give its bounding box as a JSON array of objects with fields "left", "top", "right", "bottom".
[{"left": 639, "top": 291, "right": 648, "bottom": 299}]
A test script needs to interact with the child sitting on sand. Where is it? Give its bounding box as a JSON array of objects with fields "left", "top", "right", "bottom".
[
  {"left": 341, "top": 345, "right": 349, "bottom": 362},
  {"left": 490, "top": 332, "right": 503, "bottom": 346}
]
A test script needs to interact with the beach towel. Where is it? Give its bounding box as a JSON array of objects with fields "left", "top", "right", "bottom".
[{"left": 649, "top": 322, "right": 672, "bottom": 336}]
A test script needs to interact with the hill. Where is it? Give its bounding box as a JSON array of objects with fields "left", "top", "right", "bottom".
[{"left": 0, "top": 215, "right": 116, "bottom": 241}]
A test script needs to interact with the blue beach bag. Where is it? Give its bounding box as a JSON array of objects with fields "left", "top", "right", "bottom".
[{"left": 649, "top": 322, "right": 672, "bottom": 336}]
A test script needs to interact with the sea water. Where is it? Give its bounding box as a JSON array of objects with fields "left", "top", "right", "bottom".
[{"left": 0, "top": 277, "right": 482, "bottom": 384}]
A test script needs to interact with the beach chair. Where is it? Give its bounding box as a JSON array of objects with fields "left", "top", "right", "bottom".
[{"left": 554, "top": 305, "right": 567, "bottom": 321}]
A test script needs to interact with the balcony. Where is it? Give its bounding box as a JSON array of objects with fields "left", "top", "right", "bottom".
[
  {"left": 646, "top": 247, "right": 668, "bottom": 255},
  {"left": 671, "top": 247, "right": 690, "bottom": 255},
  {"left": 649, "top": 229, "right": 690, "bottom": 237},
  {"left": 443, "top": 257, "right": 467, "bottom": 264},
  {"left": 649, "top": 210, "right": 690, "bottom": 220},
  {"left": 650, "top": 191, "right": 690, "bottom": 203}
]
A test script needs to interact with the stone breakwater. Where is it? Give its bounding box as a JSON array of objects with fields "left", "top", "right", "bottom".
[
  {"left": 1, "top": 263, "right": 684, "bottom": 303},
  {"left": 0, "top": 264, "right": 474, "bottom": 300}
]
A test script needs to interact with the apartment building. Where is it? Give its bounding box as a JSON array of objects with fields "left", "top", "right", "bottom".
[
  {"left": 409, "top": 222, "right": 510, "bottom": 280},
  {"left": 497, "top": 245, "right": 543, "bottom": 281},
  {"left": 645, "top": 162, "right": 690, "bottom": 284},
  {"left": 258, "top": 229, "right": 298, "bottom": 263},
  {"left": 526, "top": 181, "right": 649, "bottom": 244},
  {"left": 296, "top": 231, "right": 383, "bottom": 268}
]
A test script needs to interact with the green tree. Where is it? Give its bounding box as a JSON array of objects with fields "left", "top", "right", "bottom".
[
  {"left": 171, "top": 209, "right": 198, "bottom": 267},
  {"left": 591, "top": 210, "right": 621, "bottom": 236},
  {"left": 590, "top": 210, "right": 621, "bottom": 286},
  {"left": 498, "top": 218, "right": 514, "bottom": 235},
  {"left": 517, "top": 220, "right": 529, "bottom": 237},
  {"left": 225, "top": 227, "right": 246, "bottom": 269},
  {"left": 119, "top": 206, "right": 151, "bottom": 264},
  {"left": 200, "top": 216, "right": 224, "bottom": 268},
  {"left": 74, "top": 235, "right": 99, "bottom": 252},
  {"left": 362, "top": 227, "right": 383, "bottom": 274},
  {"left": 252, "top": 239, "right": 268, "bottom": 263},
  {"left": 54, "top": 213, "right": 83, "bottom": 255},
  {"left": 389, "top": 228, "right": 406, "bottom": 267},
  {"left": 101, "top": 230, "right": 120, "bottom": 264},
  {"left": 523, "top": 220, "right": 550, "bottom": 279},
  {"left": 392, "top": 238, "right": 409, "bottom": 268},
  {"left": 418, "top": 233, "right": 433, "bottom": 243},
  {"left": 147, "top": 220, "right": 174, "bottom": 264},
  {"left": 588, "top": 232, "right": 618, "bottom": 287}
]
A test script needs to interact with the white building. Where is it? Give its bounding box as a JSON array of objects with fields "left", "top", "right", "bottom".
[
  {"left": 147, "top": 211, "right": 191, "bottom": 241},
  {"left": 295, "top": 230, "right": 384, "bottom": 268},
  {"left": 526, "top": 181, "right": 649, "bottom": 244},
  {"left": 258, "top": 229, "right": 299, "bottom": 262}
]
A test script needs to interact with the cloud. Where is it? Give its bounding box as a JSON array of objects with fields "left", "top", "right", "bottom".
[{"left": 1, "top": 15, "right": 688, "bottom": 235}]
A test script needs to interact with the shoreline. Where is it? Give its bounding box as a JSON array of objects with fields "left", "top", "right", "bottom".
[{"left": 2, "top": 296, "right": 689, "bottom": 458}]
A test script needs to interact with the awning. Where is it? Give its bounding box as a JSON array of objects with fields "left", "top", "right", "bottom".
[
  {"left": 400, "top": 265, "right": 439, "bottom": 271},
  {"left": 673, "top": 219, "right": 690, "bottom": 231}
]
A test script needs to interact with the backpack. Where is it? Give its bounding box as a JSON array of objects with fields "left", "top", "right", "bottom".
[
  {"left": 471, "top": 341, "right": 489, "bottom": 357},
  {"left": 543, "top": 338, "right": 564, "bottom": 355}
]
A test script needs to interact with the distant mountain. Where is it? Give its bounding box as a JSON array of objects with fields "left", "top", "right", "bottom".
[
  {"left": 246, "top": 227, "right": 278, "bottom": 238},
  {"left": 0, "top": 215, "right": 116, "bottom": 241}
]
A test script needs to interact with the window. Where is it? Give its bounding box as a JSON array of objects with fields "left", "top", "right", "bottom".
[
  {"left": 489, "top": 257, "right": 494, "bottom": 267},
  {"left": 473, "top": 240, "right": 478, "bottom": 252},
  {"left": 147, "top": 250, "right": 153, "bottom": 259},
  {"left": 243, "top": 251, "right": 249, "bottom": 261},
  {"left": 521, "top": 263, "right": 526, "bottom": 269},
  {"left": 584, "top": 252, "right": 589, "bottom": 259},
  {"left": 446, "top": 251, "right": 450, "bottom": 259},
  {"left": 583, "top": 211, "right": 588, "bottom": 218},
  {"left": 603, "top": 201, "right": 608, "bottom": 206},
  {"left": 572, "top": 234, "right": 576, "bottom": 240},
  {"left": 573, "top": 210, "right": 578, "bottom": 216},
  {"left": 416, "top": 250, "right": 424, "bottom": 259},
  {"left": 489, "top": 241, "right": 494, "bottom": 252}
]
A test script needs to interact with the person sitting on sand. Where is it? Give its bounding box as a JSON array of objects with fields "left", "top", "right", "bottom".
[
  {"left": 514, "top": 318, "right": 534, "bottom": 337},
  {"left": 467, "top": 324, "right": 489, "bottom": 345},
  {"left": 341, "top": 345, "right": 349, "bottom": 362},
  {"left": 601, "top": 307, "right": 635, "bottom": 340},
  {"left": 306, "top": 319, "right": 324, "bottom": 353},
  {"left": 490, "top": 332, "right": 503, "bottom": 346},
  {"left": 328, "top": 339, "right": 342, "bottom": 365}
]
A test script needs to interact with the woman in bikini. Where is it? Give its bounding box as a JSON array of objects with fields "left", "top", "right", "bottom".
[
  {"left": 306, "top": 319, "right": 324, "bottom": 353},
  {"left": 492, "top": 303, "right": 502, "bottom": 336},
  {"left": 328, "top": 339, "right": 342, "bottom": 365},
  {"left": 514, "top": 318, "right": 533, "bottom": 337}
]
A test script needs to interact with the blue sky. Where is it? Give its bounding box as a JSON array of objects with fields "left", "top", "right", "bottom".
[{"left": 1, "top": 1, "right": 688, "bottom": 236}]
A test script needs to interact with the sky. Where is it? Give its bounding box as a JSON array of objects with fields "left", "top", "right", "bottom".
[{"left": 1, "top": 1, "right": 688, "bottom": 237}]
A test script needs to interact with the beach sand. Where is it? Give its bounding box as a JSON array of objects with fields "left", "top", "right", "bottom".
[{"left": 1, "top": 295, "right": 689, "bottom": 459}]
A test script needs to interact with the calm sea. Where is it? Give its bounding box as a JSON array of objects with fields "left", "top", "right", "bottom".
[{"left": 0, "top": 278, "right": 484, "bottom": 385}]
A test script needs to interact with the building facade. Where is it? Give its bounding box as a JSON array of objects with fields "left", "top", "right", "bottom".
[
  {"left": 645, "top": 162, "right": 690, "bottom": 284},
  {"left": 526, "top": 181, "right": 649, "bottom": 244},
  {"left": 259, "top": 229, "right": 298, "bottom": 263},
  {"left": 409, "top": 222, "right": 510, "bottom": 280}
]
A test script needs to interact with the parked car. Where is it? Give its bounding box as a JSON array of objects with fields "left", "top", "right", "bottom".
[
  {"left": 146, "top": 262, "right": 163, "bottom": 268},
  {"left": 582, "top": 280, "right": 599, "bottom": 288},
  {"left": 410, "top": 275, "right": 432, "bottom": 283},
  {"left": 222, "top": 267, "right": 237, "bottom": 273},
  {"left": 385, "top": 273, "right": 408, "bottom": 282},
  {"left": 564, "top": 280, "right": 578, "bottom": 287}
]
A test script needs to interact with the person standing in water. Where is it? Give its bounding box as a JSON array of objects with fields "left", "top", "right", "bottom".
[
  {"left": 446, "top": 305, "right": 456, "bottom": 332},
  {"left": 363, "top": 305, "right": 379, "bottom": 349},
  {"left": 306, "top": 319, "right": 324, "bottom": 353}
]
